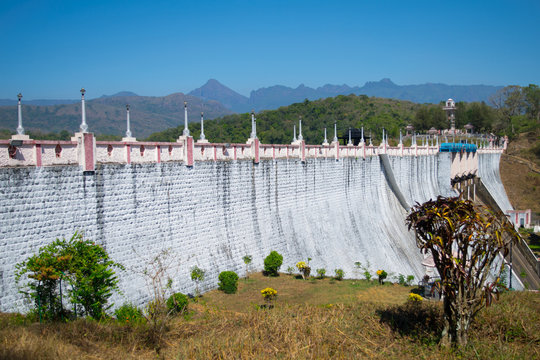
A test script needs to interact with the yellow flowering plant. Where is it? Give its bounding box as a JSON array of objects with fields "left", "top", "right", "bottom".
[
  {"left": 296, "top": 261, "right": 311, "bottom": 279},
  {"left": 377, "top": 269, "right": 388, "bottom": 284},
  {"left": 261, "top": 287, "right": 278, "bottom": 302},
  {"left": 408, "top": 293, "right": 423, "bottom": 302}
]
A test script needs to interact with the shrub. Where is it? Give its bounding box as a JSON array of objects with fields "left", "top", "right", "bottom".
[
  {"left": 406, "top": 275, "right": 415, "bottom": 286},
  {"left": 398, "top": 274, "right": 406, "bottom": 285},
  {"left": 218, "top": 271, "right": 239, "bottom": 294},
  {"left": 296, "top": 261, "right": 311, "bottom": 279},
  {"left": 408, "top": 293, "right": 423, "bottom": 302},
  {"left": 260, "top": 287, "right": 278, "bottom": 302},
  {"left": 286, "top": 266, "right": 295, "bottom": 275},
  {"left": 377, "top": 270, "right": 388, "bottom": 285},
  {"left": 166, "top": 292, "right": 189, "bottom": 314},
  {"left": 334, "top": 269, "right": 345, "bottom": 281},
  {"left": 115, "top": 303, "right": 144, "bottom": 324},
  {"left": 263, "top": 251, "right": 283, "bottom": 277},
  {"left": 316, "top": 268, "right": 326, "bottom": 279}
]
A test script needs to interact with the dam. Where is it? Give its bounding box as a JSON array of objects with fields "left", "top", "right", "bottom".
[{"left": 0, "top": 130, "right": 517, "bottom": 312}]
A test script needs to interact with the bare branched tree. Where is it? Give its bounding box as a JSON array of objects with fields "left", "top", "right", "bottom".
[{"left": 406, "top": 196, "right": 518, "bottom": 347}]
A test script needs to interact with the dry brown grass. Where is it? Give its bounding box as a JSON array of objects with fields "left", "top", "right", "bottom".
[{"left": 1, "top": 274, "right": 539, "bottom": 360}]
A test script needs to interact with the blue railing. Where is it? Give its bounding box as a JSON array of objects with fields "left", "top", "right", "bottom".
[{"left": 439, "top": 142, "right": 477, "bottom": 153}]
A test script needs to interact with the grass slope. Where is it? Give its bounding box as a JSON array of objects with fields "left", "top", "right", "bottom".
[{"left": 1, "top": 272, "right": 538, "bottom": 359}]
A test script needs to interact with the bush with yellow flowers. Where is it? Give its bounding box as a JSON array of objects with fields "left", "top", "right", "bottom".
[
  {"left": 296, "top": 261, "right": 311, "bottom": 279},
  {"left": 408, "top": 293, "right": 423, "bottom": 302},
  {"left": 261, "top": 287, "right": 278, "bottom": 302},
  {"left": 376, "top": 269, "right": 388, "bottom": 285}
]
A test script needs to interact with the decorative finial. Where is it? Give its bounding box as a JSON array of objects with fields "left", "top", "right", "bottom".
[
  {"left": 125, "top": 104, "right": 132, "bottom": 138},
  {"left": 333, "top": 122, "right": 338, "bottom": 142},
  {"left": 80, "top": 88, "right": 88, "bottom": 132},
  {"left": 298, "top": 115, "right": 303, "bottom": 141},
  {"left": 16, "top": 93, "right": 24, "bottom": 135},
  {"left": 199, "top": 111, "right": 206, "bottom": 141},
  {"left": 183, "top": 101, "right": 189, "bottom": 136}
]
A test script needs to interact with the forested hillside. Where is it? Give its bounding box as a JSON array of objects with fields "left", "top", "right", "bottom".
[{"left": 147, "top": 85, "right": 539, "bottom": 145}]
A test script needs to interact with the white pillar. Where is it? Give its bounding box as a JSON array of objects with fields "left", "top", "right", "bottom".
[
  {"left": 322, "top": 127, "right": 328, "bottom": 145},
  {"left": 125, "top": 104, "right": 132, "bottom": 138},
  {"left": 361, "top": 127, "right": 364, "bottom": 143},
  {"left": 200, "top": 112, "right": 206, "bottom": 140},
  {"left": 298, "top": 116, "right": 303, "bottom": 141},
  {"left": 399, "top": 130, "right": 402, "bottom": 145},
  {"left": 333, "top": 122, "right": 338, "bottom": 143},
  {"left": 16, "top": 93, "right": 24, "bottom": 135},
  {"left": 293, "top": 124, "right": 297, "bottom": 142},
  {"left": 250, "top": 110, "right": 257, "bottom": 139},
  {"left": 183, "top": 101, "right": 190, "bottom": 136},
  {"left": 348, "top": 128, "right": 352, "bottom": 146},
  {"left": 80, "top": 88, "right": 88, "bottom": 133}
]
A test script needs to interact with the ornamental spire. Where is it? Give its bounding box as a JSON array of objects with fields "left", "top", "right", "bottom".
[
  {"left": 16, "top": 93, "right": 24, "bottom": 135},
  {"left": 183, "top": 101, "right": 190, "bottom": 136},
  {"left": 80, "top": 88, "right": 88, "bottom": 132}
]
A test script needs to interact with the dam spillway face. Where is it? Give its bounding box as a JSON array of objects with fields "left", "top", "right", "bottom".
[{"left": 0, "top": 152, "right": 497, "bottom": 311}]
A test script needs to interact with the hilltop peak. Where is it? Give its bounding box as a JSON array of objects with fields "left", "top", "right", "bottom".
[{"left": 188, "top": 79, "right": 249, "bottom": 112}]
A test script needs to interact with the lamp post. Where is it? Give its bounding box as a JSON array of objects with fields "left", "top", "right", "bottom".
[
  {"left": 125, "top": 104, "right": 132, "bottom": 138},
  {"left": 298, "top": 116, "right": 303, "bottom": 141},
  {"left": 80, "top": 88, "right": 88, "bottom": 132},
  {"left": 16, "top": 93, "right": 24, "bottom": 135},
  {"left": 199, "top": 112, "right": 206, "bottom": 141},
  {"left": 183, "top": 101, "right": 189, "bottom": 136},
  {"left": 250, "top": 110, "right": 257, "bottom": 139}
]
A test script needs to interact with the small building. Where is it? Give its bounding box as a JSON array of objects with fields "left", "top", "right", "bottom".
[{"left": 507, "top": 209, "right": 532, "bottom": 229}]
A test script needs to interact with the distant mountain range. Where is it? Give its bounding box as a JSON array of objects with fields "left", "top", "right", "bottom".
[
  {"left": 0, "top": 79, "right": 503, "bottom": 137},
  {"left": 188, "top": 78, "right": 502, "bottom": 112},
  {"left": 0, "top": 93, "right": 233, "bottom": 138}
]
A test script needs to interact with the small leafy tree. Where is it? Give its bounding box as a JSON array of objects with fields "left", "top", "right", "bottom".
[
  {"left": 190, "top": 266, "right": 205, "bottom": 297},
  {"left": 406, "top": 196, "right": 518, "bottom": 347},
  {"left": 316, "top": 268, "right": 326, "bottom": 279},
  {"left": 15, "top": 232, "right": 123, "bottom": 320},
  {"left": 263, "top": 251, "right": 283, "bottom": 277},
  {"left": 242, "top": 255, "right": 252, "bottom": 279}
]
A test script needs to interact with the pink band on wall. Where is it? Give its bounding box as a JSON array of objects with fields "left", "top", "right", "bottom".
[
  {"left": 83, "top": 133, "right": 94, "bottom": 171},
  {"left": 186, "top": 136, "right": 194, "bottom": 166},
  {"left": 36, "top": 144, "right": 42, "bottom": 167}
]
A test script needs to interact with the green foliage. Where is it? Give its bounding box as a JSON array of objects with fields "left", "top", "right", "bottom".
[
  {"left": 243, "top": 255, "right": 252, "bottom": 279},
  {"left": 406, "top": 196, "right": 519, "bottom": 347},
  {"left": 15, "top": 232, "right": 123, "bottom": 321},
  {"left": 218, "top": 271, "right": 239, "bottom": 294},
  {"left": 114, "top": 303, "right": 144, "bottom": 324},
  {"left": 406, "top": 275, "right": 415, "bottom": 286},
  {"left": 316, "top": 268, "right": 326, "bottom": 279},
  {"left": 286, "top": 266, "right": 295, "bottom": 275},
  {"left": 263, "top": 251, "right": 283, "bottom": 277},
  {"left": 166, "top": 293, "right": 189, "bottom": 314},
  {"left": 190, "top": 266, "right": 205, "bottom": 297},
  {"left": 398, "top": 274, "right": 406, "bottom": 285},
  {"left": 334, "top": 269, "right": 345, "bottom": 281}
]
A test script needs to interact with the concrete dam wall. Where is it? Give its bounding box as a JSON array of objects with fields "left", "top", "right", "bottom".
[{"left": 0, "top": 150, "right": 495, "bottom": 312}]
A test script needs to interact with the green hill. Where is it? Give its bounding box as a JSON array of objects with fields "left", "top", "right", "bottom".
[{"left": 147, "top": 95, "right": 452, "bottom": 144}]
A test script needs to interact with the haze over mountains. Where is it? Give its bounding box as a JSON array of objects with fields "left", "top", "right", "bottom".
[
  {"left": 189, "top": 78, "right": 502, "bottom": 112},
  {"left": 0, "top": 78, "right": 502, "bottom": 137}
]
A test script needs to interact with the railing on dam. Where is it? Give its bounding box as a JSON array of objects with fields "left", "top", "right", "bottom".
[{"left": 1, "top": 132, "right": 504, "bottom": 174}]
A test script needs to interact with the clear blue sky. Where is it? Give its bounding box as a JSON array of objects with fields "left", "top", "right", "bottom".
[{"left": 1, "top": 0, "right": 539, "bottom": 99}]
